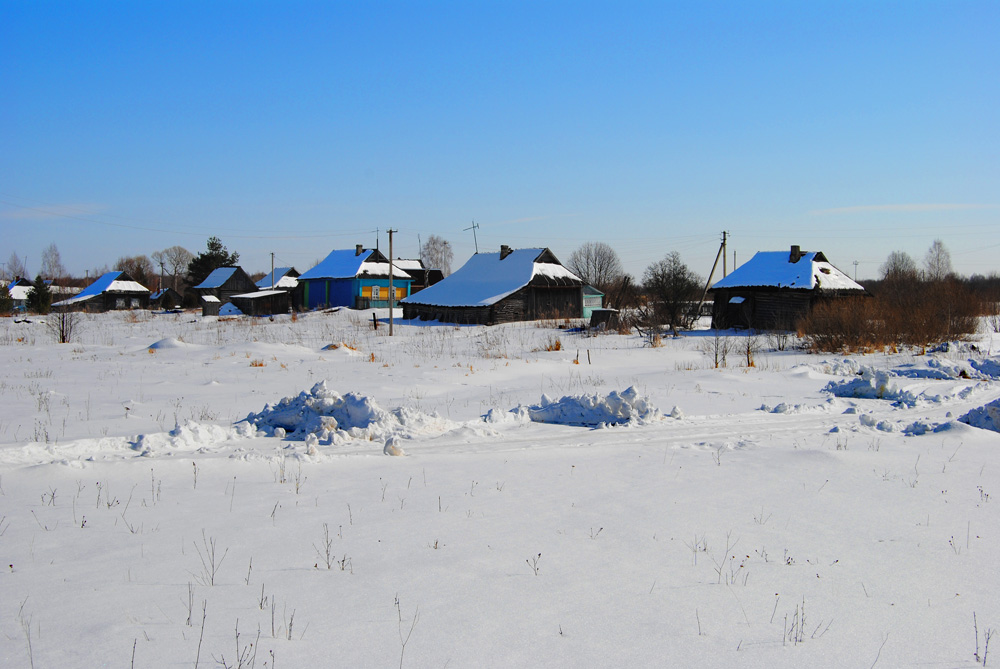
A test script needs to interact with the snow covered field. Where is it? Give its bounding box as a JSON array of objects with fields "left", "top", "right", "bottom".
[{"left": 1, "top": 309, "right": 999, "bottom": 668}]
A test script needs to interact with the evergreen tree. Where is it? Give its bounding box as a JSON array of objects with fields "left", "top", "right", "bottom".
[
  {"left": 0, "top": 285, "right": 13, "bottom": 315},
  {"left": 26, "top": 275, "right": 52, "bottom": 314},
  {"left": 187, "top": 237, "right": 240, "bottom": 287}
]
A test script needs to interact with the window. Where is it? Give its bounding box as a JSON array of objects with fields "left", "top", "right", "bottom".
[{"left": 371, "top": 285, "right": 381, "bottom": 300}]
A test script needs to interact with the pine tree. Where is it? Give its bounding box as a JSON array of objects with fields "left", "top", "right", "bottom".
[
  {"left": 26, "top": 275, "right": 52, "bottom": 314},
  {"left": 187, "top": 237, "right": 240, "bottom": 287}
]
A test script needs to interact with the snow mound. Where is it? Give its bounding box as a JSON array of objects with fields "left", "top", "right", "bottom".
[
  {"left": 148, "top": 337, "right": 190, "bottom": 350},
  {"left": 513, "top": 387, "right": 662, "bottom": 428},
  {"left": 825, "top": 368, "right": 921, "bottom": 407},
  {"left": 958, "top": 398, "right": 1000, "bottom": 433},
  {"left": 241, "top": 381, "right": 462, "bottom": 444}
]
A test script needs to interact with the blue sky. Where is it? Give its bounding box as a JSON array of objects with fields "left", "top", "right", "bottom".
[{"left": 2, "top": 1, "right": 997, "bottom": 282}]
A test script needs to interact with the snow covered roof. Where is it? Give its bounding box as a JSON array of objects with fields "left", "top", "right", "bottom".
[
  {"left": 233, "top": 289, "right": 284, "bottom": 299},
  {"left": 299, "top": 249, "right": 413, "bottom": 281},
  {"left": 401, "top": 248, "right": 582, "bottom": 307},
  {"left": 392, "top": 259, "right": 425, "bottom": 272},
  {"left": 52, "top": 272, "right": 149, "bottom": 306},
  {"left": 201, "top": 295, "right": 221, "bottom": 303},
  {"left": 256, "top": 268, "right": 299, "bottom": 290},
  {"left": 712, "top": 250, "right": 864, "bottom": 292},
  {"left": 8, "top": 284, "right": 31, "bottom": 301},
  {"left": 194, "top": 267, "right": 239, "bottom": 290}
]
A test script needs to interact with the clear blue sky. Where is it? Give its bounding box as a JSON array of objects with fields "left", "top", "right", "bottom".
[{"left": 2, "top": 1, "right": 998, "bottom": 283}]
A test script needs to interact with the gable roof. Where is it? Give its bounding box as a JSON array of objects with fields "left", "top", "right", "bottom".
[
  {"left": 299, "top": 249, "right": 412, "bottom": 281},
  {"left": 712, "top": 250, "right": 864, "bottom": 291},
  {"left": 256, "top": 267, "right": 299, "bottom": 290},
  {"left": 53, "top": 272, "right": 149, "bottom": 306},
  {"left": 194, "top": 267, "right": 240, "bottom": 290},
  {"left": 401, "top": 248, "right": 581, "bottom": 307}
]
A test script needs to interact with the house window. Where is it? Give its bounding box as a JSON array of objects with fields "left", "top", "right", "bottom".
[
  {"left": 116, "top": 298, "right": 126, "bottom": 309},
  {"left": 371, "top": 285, "right": 381, "bottom": 300}
]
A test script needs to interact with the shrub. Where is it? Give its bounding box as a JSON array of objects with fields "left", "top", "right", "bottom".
[{"left": 799, "top": 280, "right": 981, "bottom": 352}]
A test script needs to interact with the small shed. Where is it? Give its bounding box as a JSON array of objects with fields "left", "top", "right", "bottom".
[
  {"left": 52, "top": 272, "right": 150, "bottom": 312},
  {"left": 297, "top": 246, "right": 413, "bottom": 310},
  {"left": 193, "top": 267, "right": 257, "bottom": 316},
  {"left": 582, "top": 285, "right": 605, "bottom": 320},
  {"left": 711, "top": 246, "right": 866, "bottom": 330},
  {"left": 230, "top": 290, "right": 291, "bottom": 317},
  {"left": 150, "top": 287, "right": 183, "bottom": 310},
  {"left": 400, "top": 246, "right": 584, "bottom": 325}
]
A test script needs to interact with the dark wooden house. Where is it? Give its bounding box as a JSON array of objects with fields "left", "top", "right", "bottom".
[
  {"left": 52, "top": 272, "right": 150, "bottom": 312},
  {"left": 193, "top": 267, "right": 257, "bottom": 316},
  {"left": 401, "top": 246, "right": 584, "bottom": 325},
  {"left": 711, "top": 246, "right": 867, "bottom": 330}
]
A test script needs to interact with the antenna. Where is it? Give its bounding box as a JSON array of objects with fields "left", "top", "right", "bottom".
[{"left": 464, "top": 220, "right": 480, "bottom": 254}]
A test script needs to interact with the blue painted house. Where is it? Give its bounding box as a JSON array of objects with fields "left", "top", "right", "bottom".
[{"left": 298, "top": 246, "right": 414, "bottom": 310}]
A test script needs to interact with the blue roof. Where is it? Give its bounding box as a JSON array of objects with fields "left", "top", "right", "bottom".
[
  {"left": 299, "top": 250, "right": 371, "bottom": 280},
  {"left": 76, "top": 272, "right": 125, "bottom": 298},
  {"left": 195, "top": 267, "right": 239, "bottom": 289}
]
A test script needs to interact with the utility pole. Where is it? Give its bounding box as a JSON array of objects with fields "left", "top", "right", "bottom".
[
  {"left": 694, "top": 231, "right": 729, "bottom": 321},
  {"left": 853, "top": 260, "right": 859, "bottom": 281},
  {"left": 722, "top": 231, "right": 728, "bottom": 277},
  {"left": 388, "top": 229, "right": 396, "bottom": 336},
  {"left": 271, "top": 252, "right": 275, "bottom": 290},
  {"left": 464, "top": 221, "right": 480, "bottom": 254}
]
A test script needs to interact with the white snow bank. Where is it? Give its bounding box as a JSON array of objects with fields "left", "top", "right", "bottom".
[
  {"left": 824, "top": 366, "right": 986, "bottom": 407},
  {"left": 825, "top": 368, "right": 921, "bottom": 406},
  {"left": 959, "top": 398, "right": 1000, "bottom": 433},
  {"left": 494, "top": 387, "right": 662, "bottom": 428},
  {"left": 240, "top": 380, "right": 464, "bottom": 445}
]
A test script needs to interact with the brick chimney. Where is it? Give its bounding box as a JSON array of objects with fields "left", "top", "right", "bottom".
[
  {"left": 500, "top": 245, "right": 512, "bottom": 260},
  {"left": 356, "top": 244, "right": 364, "bottom": 256},
  {"left": 790, "top": 245, "right": 802, "bottom": 263}
]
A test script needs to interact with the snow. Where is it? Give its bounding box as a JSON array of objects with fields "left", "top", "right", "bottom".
[
  {"left": 1, "top": 310, "right": 999, "bottom": 667},
  {"left": 401, "top": 247, "right": 582, "bottom": 307},
  {"left": 712, "top": 251, "right": 864, "bottom": 291},
  {"left": 256, "top": 268, "right": 299, "bottom": 290}
]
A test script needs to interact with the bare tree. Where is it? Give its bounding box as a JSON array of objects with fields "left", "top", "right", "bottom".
[
  {"left": 161, "top": 246, "right": 193, "bottom": 291},
  {"left": 923, "top": 239, "right": 953, "bottom": 282},
  {"left": 7, "top": 252, "right": 27, "bottom": 280},
  {"left": 115, "top": 255, "right": 155, "bottom": 288},
  {"left": 420, "top": 235, "right": 454, "bottom": 276},
  {"left": 879, "top": 250, "right": 919, "bottom": 282},
  {"left": 643, "top": 251, "right": 702, "bottom": 336},
  {"left": 567, "top": 242, "right": 624, "bottom": 292},
  {"left": 40, "top": 243, "right": 67, "bottom": 281}
]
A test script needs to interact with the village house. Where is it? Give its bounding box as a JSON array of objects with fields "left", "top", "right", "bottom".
[
  {"left": 711, "top": 245, "right": 866, "bottom": 330},
  {"left": 193, "top": 266, "right": 257, "bottom": 316},
  {"left": 297, "top": 246, "right": 413, "bottom": 310},
  {"left": 400, "top": 246, "right": 584, "bottom": 325},
  {"left": 52, "top": 271, "right": 150, "bottom": 312}
]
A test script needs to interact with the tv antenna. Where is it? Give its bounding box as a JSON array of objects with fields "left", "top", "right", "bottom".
[{"left": 464, "top": 220, "right": 480, "bottom": 254}]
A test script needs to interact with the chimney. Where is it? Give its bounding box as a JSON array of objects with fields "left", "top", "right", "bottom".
[
  {"left": 790, "top": 245, "right": 801, "bottom": 263},
  {"left": 500, "top": 244, "right": 512, "bottom": 260},
  {"left": 356, "top": 244, "right": 364, "bottom": 256}
]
